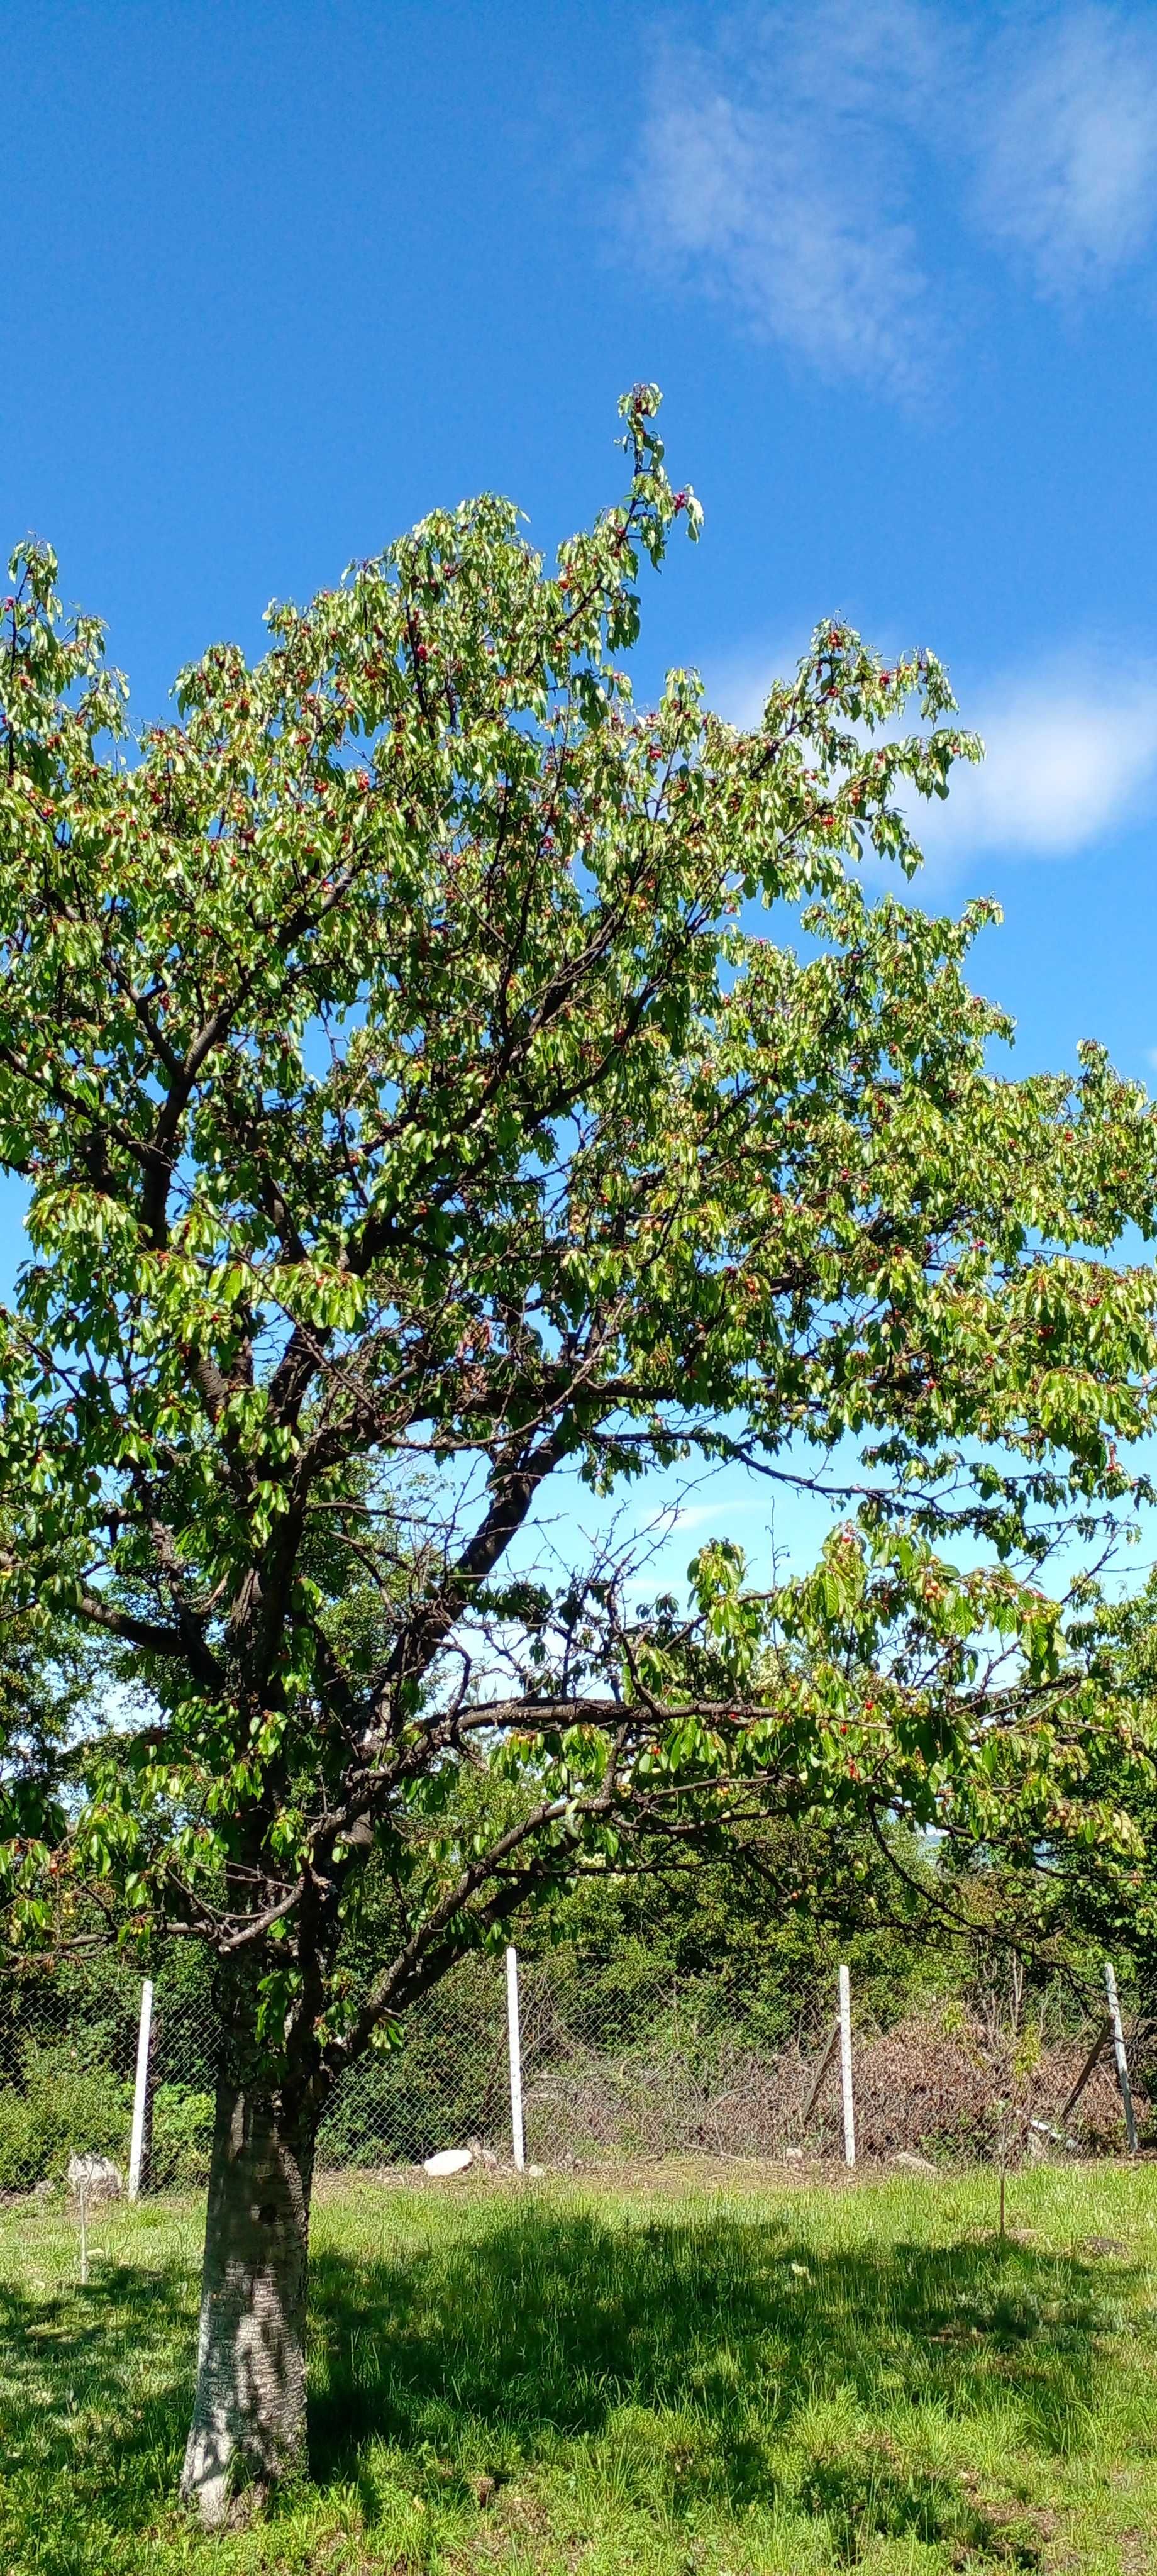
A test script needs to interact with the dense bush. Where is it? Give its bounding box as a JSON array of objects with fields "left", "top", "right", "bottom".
[
  {"left": 0, "top": 2056, "right": 216, "bottom": 2194},
  {"left": 148, "top": 2085, "right": 215, "bottom": 2188},
  {"left": 0, "top": 2042, "right": 130, "bottom": 2190}
]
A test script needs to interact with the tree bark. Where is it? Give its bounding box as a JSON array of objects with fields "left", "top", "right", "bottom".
[{"left": 180, "top": 2072, "right": 316, "bottom": 2528}]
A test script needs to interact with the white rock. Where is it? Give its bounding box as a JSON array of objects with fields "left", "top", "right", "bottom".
[
  {"left": 890, "top": 2151, "right": 937, "bottom": 2174},
  {"left": 422, "top": 2147, "right": 473, "bottom": 2178},
  {"left": 784, "top": 2146, "right": 804, "bottom": 2162},
  {"left": 527, "top": 2162, "right": 546, "bottom": 2178},
  {"left": 67, "top": 2153, "right": 123, "bottom": 2201}
]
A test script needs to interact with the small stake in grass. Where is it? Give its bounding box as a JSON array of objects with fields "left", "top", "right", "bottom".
[
  {"left": 78, "top": 2175, "right": 88, "bottom": 2287},
  {"left": 506, "top": 1945, "right": 525, "bottom": 2174},
  {"left": 996, "top": 2104, "right": 1009, "bottom": 2241}
]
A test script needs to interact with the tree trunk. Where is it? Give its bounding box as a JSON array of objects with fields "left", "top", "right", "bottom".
[{"left": 180, "top": 2073, "right": 316, "bottom": 2528}]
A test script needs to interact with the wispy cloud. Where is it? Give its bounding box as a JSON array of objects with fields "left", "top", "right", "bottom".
[
  {"left": 977, "top": 7, "right": 1157, "bottom": 292},
  {"left": 669, "top": 1496, "right": 768, "bottom": 1533},
  {"left": 634, "top": 7, "right": 939, "bottom": 399},
  {"left": 632, "top": 3, "right": 1157, "bottom": 393}
]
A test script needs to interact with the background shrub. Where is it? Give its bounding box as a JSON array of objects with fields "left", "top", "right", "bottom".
[
  {"left": 148, "top": 2084, "right": 216, "bottom": 2188},
  {"left": 0, "top": 2042, "right": 130, "bottom": 2190}
]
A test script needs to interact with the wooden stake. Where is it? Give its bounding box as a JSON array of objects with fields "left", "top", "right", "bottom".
[
  {"left": 1060, "top": 2018, "right": 1111, "bottom": 2123},
  {"left": 802, "top": 2020, "right": 841, "bottom": 2128}
]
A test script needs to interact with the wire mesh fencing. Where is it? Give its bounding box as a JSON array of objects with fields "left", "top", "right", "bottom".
[
  {"left": 0, "top": 1958, "right": 218, "bottom": 2194},
  {"left": 0, "top": 1943, "right": 1146, "bottom": 2198},
  {"left": 517, "top": 1970, "right": 1144, "bottom": 2169},
  {"left": 0, "top": 1953, "right": 517, "bottom": 2192}
]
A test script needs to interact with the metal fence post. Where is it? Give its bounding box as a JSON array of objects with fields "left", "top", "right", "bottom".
[
  {"left": 1104, "top": 1958, "right": 1138, "bottom": 2155},
  {"left": 128, "top": 1978, "right": 153, "bottom": 2200},
  {"left": 839, "top": 1962, "right": 856, "bottom": 2168},
  {"left": 506, "top": 1945, "right": 525, "bottom": 2172}
]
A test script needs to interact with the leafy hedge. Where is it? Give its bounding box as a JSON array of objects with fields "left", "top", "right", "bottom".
[
  {"left": 0, "top": 2046, "right": 216, "bottom": 2192},
  {"left": 0, "top": 2043, "right": 129, "bottom": 2190}
]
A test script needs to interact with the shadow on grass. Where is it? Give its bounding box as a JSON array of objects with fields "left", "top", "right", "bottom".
[
  {"left": 0, "top": 2252, "right": 194, "bottom": 2400},
  {"left": 0, "top": 2258, "right": 197, "bottom": 2568},
  {"left": 0, "top": 2207, "right": 1130, "bottom": 2567},
  {"left": 307, "top": 2204, "right": 1125, "bottom": 2555}
]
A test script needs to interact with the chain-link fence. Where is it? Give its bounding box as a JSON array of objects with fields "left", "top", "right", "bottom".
[
  {"left": 0, "top": 1952, "right": 517, "bottom": 2192},
  {"left": 516, "top": 1964, "right": 1143, "bottom": 2168},
  {"left": 0, "top": 1940, "right": 1145, "bottom": 2196}
]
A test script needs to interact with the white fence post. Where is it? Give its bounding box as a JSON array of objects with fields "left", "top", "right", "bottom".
[
  {"left": 1105, "top": 1958, "right": 1138, "bottom": 2155},
  {"left": 128, "top": 1977, "right": 153, "bottom": 2201},
  {"left": 839, "top": 1962, "right": 856, "bottom": 2168},
  {"left": 506, "top": 1945, "right": 525, "bottom": 2172}
]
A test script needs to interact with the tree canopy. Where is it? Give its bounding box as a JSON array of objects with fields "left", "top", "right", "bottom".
[{"left": 2, "top": 385, "right": 1157, "bottom": 2513}]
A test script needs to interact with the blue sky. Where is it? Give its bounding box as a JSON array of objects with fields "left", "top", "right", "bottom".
[{"left": 4, "top": 0, "right": 1156, "bottom": 1585}]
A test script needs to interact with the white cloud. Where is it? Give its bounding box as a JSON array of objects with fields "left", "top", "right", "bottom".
[
  {"left": 709, "top": 641, "right": 1157, "bottom": 874},
  {"left": 977, "top": 7, "right": 1157, "bottom": 292},
  {"left": 632, "top": 3, "right": 1157, "bottom": 392},
  {"left": 912, "top": 660, "right": 1157, "bottom": 867}
]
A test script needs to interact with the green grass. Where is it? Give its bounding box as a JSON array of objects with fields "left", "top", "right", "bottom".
[{"left": 3, "top": 2164, "right": 1157, "bottom": 2574}]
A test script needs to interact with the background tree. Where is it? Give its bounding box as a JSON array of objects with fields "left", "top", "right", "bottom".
[
  {"left": 919, "top": 1564, "right": 1157, "bottom": 2086},
  {"left": 2, "top": 387, "right": 1156, "bottom": 2521}
]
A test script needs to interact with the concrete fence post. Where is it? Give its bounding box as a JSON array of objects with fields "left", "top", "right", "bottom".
[
  {"left": 128, "top": 1978, "right": 153, "bottom": 2201},
  {"left": 839, "top": 1962, "right": 856, "bottom": 2169},
  {"left": 506, "top": 1946, "right": 525, "bottom": 2173},
  {"left": 1105, "top": 1958, "right": 1138, "bottom": 2155}
]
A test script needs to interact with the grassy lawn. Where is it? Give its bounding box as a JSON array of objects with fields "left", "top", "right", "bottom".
[{"left": 3, "top": 2164, "right": 1157, "bottom": 2575}]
